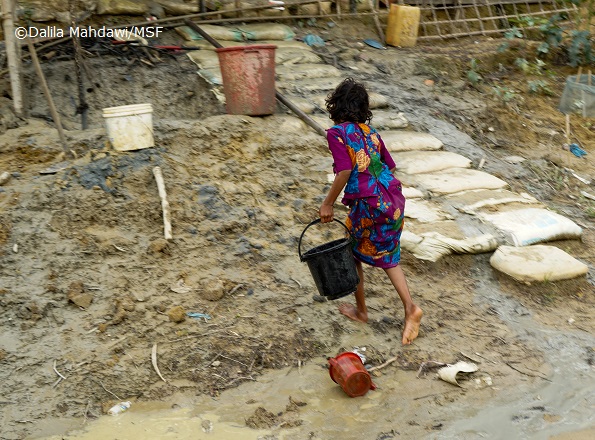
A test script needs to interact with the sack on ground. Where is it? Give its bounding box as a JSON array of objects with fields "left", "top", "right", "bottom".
[
  {"left": 490, "top": 245, "right": 588, "bottom": 282},
  {"left": 478, "top": 208, "right": 582, "bottom": 246}
]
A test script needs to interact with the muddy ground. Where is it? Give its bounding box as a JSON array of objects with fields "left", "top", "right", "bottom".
[{"left": 0, "top": 19, "right": 594, "bottom": 440}]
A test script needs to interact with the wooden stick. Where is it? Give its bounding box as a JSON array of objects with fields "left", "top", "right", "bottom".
[
  {"left": 70, "top": 0, "right": 88, "bottom": 129},
  {"left": 26, "top": 38, "right": 70, "bottom": 153},
  {"left": 2, "top": 0, "right": 24, "bottom": 116},
  {"left": 368, "top": 356, "right": 398, "bottom": 372},
  {"left": 151, "top": 343, "right": 167, "bottom": 382},
  {"left": 152, "top": 166, "right": 173, "bottom": 240},
  {"left": 505, "top": 362, "right": 551, "bottom": 381},
  {"left": 368, "top": 0, "right": 385, "bottom": 43},
  {"left": 52, "top": 360, "right": 67, "bottom": 380}
]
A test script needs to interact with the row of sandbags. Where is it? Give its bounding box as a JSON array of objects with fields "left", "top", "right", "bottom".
[{"left": 376, "top": 131, "right": 588, "bottom": 282}]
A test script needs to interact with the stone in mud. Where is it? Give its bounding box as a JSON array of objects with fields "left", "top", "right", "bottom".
[
  {"left": 246, "top": 407, "right": 278, "bottom": 429},
  {"left": 111, "top": 297, "right": 135, "bottom": 325},
  {"left": 0, "top": 97, "right": 20, "bottom": 135},
  {"left": 147, "top": 238, "right": 169, "bottom": 254},
  {"left": 67, "top": 281, "right": 93, "bottom": 309},
  {"left": 16, "top": 301, "right": 43, "bottom": 321},
  {"left": 199, "top": 279, "right": 225, "bottom": 302},
  {"left": 167, "top": 305, "right": 186, "bottom": 323}
]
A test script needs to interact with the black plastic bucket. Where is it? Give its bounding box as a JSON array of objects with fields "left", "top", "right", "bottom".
[{"left": 298, "top": 219, "right": 360, "bottom": 300}]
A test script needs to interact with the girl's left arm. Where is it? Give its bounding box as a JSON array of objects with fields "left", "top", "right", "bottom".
[{"left": 320, "top": 170, "right": 351, "bottom": 223}]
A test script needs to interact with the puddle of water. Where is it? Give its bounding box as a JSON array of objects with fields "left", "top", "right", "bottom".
[
  {"left": 34, "top": 359, "right": 405, "bottom": 440},
  {"left": 432, "top": 262, "right": 595, "bottom": 440},
  {"left": 33, "top": 329, "right": 428, "bottom": 440}
]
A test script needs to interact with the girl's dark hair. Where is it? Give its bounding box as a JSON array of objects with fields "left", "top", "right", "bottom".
[{"left": 325, "top": 78, "right": 372, "bottom": 124}]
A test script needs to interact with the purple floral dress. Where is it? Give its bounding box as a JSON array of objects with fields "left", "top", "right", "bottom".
[{"left": 327, "top": 122, "right": 406, "bottom": 268}]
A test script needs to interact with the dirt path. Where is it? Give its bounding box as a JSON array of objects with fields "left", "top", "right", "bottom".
[{"left": 0, "top": 23, "right": 594, "bottom": 440}]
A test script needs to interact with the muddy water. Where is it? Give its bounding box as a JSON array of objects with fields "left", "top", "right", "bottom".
[
  {"left": 38, "top": 327, "right": 440, "bottom": 440},
  {"left": 432, "top": 260, "right": 595, "bottom": 440},
  {"left": 40, "top": 257, "right": 593, "bottom": 439}
]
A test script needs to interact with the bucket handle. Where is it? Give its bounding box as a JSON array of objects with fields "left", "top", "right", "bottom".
[{"left": 298, "top": 218, "right": 352, "bottom": 262}]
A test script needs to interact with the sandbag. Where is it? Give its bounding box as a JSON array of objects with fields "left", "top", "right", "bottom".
[
  {"left": 299, "top": 1, "right": 332, "bottom": 15},
  {"left": 490, "top": 245, "right": 588, "bottom": 282},
  {"left": 402, "top": 187, "right": 423, "bottom": 199},
  {"left": 238, "top": 23, "right": 295, "bottom": 40},
  {"left": 189, "top": 48, "right": 320, "bottom": 69},
  {"left": 97, "top": 0, "right": 148, "bottom": 15},
  {"left": 369, "top": 92, "right": 389, "bottom": 109},
  {"left": 446, "top": 189, "right": 541, "bottom": 214},
  {"left": 275, "top": 48, "right": 323, "bottom": 65},
  {"left": 338, "top": 0, "right": 373, "bottom": 12},
  {"left": 311, "top": 92, "right": 387, "bottom": 111},
  {"left": 187, "top": 50, "right": 220, "bottom": 69},
  {"left": 182, "top": 40, "right": 247, "bottom": 50},
  {"left": 402, "top": 230, "right": 499, "bottom": 262},
  {"left": 287, "top": 96, "right": 316, "bottom": 114},
  {"left": 176, "top": 24, "right": 242, "bottom": 41},
  {"left": 401, "top": 168, "right": 508, "bottom": 195},
  {"left": 276, "top": 64, "right": 342, "bottom": 81},
  {"left": 383, "top": 131, "right": 443, "bottom": 152},
  {"left": 259, "top": 40, "right": 315, "bottom": 51},
  {"left": 372, "top": 111, "right": 408, "bottom": 130},
  {"left": 218, "top": 0, "right": 288, "bottom": 18},
  {"left": 156, "top": 0, "right": 200, "bottom": 15},
  {"left": 278, "top": 77, "right": 343, "bottom": 93},
  {"left": 405, "top": 199, "right": 453, "bottom": 223},
  {"left": 197, "top": 67, "right": 222, "bottom": 86},
  {"left": 311, "top": 115, "right": 334, "bottom": 130},
  {"left": 393, "top": 151, "right": 471, "bottom": 175},
  {"left": 265, "top": 115, "right": 307, "bottom": 132},
  {"left": 478, "top": 208, "right": 583, "bottom": 246}
]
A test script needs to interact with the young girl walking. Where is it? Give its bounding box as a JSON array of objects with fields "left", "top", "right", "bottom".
[{"left": 319, "top": 78, "right": 423, "bottom": 345}]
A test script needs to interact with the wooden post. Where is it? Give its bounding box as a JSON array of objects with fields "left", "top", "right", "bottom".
[
  {"left": 70, "top": 0, "right": 88, "bottom": 129},
  {"left": 153, "top": 167, "right": 173, "bottom": 240},
  {"left": 369, "top": 0, "right": 385, "bottom": 43},
  {"left": 27, "top": 38, "right": 69, "bottom": 152},
  {"left": 2, "top": 0, "right": 24, "bottom": 116}
]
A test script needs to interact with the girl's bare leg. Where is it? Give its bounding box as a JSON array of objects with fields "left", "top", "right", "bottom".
[
  {"left": 383, "top": 265, "right": 423, "bottom": 345},
  {"left": 339, "top": 261, "right": 368, "bottom": 323}
]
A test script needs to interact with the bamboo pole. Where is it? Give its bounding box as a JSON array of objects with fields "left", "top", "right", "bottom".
[
  {"left": 368, "top": 0, "right": 385, "bottom": 43},
  {"left": 152, "top": 167, "right": 173, "bottom": 240},
  {"left": 70, "top": 0, "right": 88, "bottom": 130},
  {"left": 26, "top": 38, "right": 69, "bottom": 152},
  {"left": 2, "top": 0, "right": 24, "bottom": 116}
]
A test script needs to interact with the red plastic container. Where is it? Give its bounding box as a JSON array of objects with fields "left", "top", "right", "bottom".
[
  {"left": 328, "top": 352, "right": 376, "bottom": 397},
  {"left": 215, "top": 44, "right": 277, "bottom": 116}
]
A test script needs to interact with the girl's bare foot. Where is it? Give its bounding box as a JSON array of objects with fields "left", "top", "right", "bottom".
[
  {"left": 402, "top": 305, "right": 423, "bottom": 345},
  {"left": 338, "top": 303, "right": 368, "bottom": 323}
]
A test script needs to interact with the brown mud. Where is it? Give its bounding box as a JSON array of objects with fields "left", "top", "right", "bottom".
[{"left": 0, "top": 20, "right": 594, "bottom": 440}]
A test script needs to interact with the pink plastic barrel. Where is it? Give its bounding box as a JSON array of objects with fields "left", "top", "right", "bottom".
[{"left": 215, "top": 44, "right": 277, "bottom": 116}]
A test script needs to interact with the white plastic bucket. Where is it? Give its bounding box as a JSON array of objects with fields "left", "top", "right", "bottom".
[{"left": 102, "top": 103, "right": 154, "bottom": 151}]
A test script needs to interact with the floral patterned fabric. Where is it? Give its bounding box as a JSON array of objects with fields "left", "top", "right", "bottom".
[{"left": 327, "top": 122, "right": 406, "bottom": 268}]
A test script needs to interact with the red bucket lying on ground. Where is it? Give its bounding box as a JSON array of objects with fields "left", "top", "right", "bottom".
[
  {"left": 328, "top": 352, "right": 376, "bottom": 397},
  {"left": 215, "top": 44, "right": 277, "bottom": 116}
]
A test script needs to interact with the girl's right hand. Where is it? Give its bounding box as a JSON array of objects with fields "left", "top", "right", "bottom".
[{"left": 319, "top": 203, "right": 334, "bottom": 223}]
